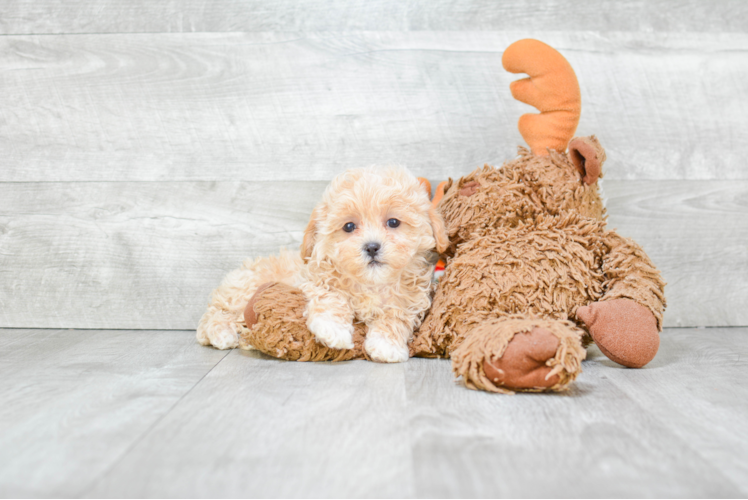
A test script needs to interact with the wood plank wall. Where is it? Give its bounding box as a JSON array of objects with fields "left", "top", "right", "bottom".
[{"left": 1, "top": 2, "right": 746, "bottom": 329}]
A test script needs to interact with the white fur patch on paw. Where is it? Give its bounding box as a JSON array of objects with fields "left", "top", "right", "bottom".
[
  {"left": 308, "top": 315, "right": 354, "bottom": 350},
  {"left": 365, "top": 333, "right": 409, "bottom": 363},
  {"left": 209, "top": 326, "right": 239, "bottom": 350},
  {"left": 196, "top": 328, "right": 211, "bottom": 346}
]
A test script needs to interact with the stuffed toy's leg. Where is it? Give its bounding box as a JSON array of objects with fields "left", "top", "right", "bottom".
[
  {"left": 576, "top": 232, "right": 667, "bottom": 368},
  {"left": 240, "top": 282, "right": 366, "bottom": 362},
  {"left": 450, "top": 317, "right": 586, "bottom": 394}
]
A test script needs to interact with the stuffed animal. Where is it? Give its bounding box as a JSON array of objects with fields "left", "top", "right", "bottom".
[{"left": 238, "top": 39, "right": 666, "bottom": 394}]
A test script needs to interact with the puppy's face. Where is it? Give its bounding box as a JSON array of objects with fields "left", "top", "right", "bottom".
[{"left": 302, "top": 167, "right": 448, "bottom": 284}]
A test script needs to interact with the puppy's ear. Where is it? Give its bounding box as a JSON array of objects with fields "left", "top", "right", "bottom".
[
  {"left": 428, "top": 205, "right": 449, "bottom": 254},
  {"left": 301, "top": 204, "right": 326, "bottom": 261}
]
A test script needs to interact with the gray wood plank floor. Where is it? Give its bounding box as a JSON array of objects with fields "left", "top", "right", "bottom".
[
  {"left": 0, "top": 329, "right": 228, "bottom": 498},
  {"left": 0, "top": 327, "right": 745, "bottom": 498}
]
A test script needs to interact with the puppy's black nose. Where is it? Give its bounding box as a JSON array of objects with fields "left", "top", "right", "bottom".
[{"left": 364, "top": 242, "right": 381, "bottom": 257}]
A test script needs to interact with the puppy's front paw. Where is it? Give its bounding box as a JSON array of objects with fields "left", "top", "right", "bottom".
[
  {"left": 308, "top": 315, "right": 354, "bottom": 350},
  {"left": 365, "top": 332, "right": 409, "bottom": 363}
]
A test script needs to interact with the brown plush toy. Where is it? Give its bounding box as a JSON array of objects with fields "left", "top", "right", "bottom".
[{"left": 239, "top": 39, "right": 666, "bottom": 394}]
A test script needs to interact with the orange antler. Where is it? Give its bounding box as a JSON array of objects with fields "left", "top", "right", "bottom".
[{"left": 502, "top": 39, "right": 581, "bottom": 156}]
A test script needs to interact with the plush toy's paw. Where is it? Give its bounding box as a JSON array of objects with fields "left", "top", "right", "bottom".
[
  {"left": 451, "top": 318, "right": 585, "bottom": 394},
  {"left": 482, "top": 327, "right": 560, "bottom": 390},
  {"left": 364, "top": 330, "right": 409, "bottom": 363},
  {"left": 308, "top": 314, "right": 355, "bottom": 350},
  {"left": 576, "top": 298, "right": 659, "bottom": 368}
]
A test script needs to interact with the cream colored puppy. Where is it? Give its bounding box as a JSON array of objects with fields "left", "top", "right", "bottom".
[{"left": 196, "top": 166, "right": 448, "bottom": 363}]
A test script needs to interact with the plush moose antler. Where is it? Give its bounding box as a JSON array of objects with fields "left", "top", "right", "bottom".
[{"left": 503, "top": 39, "right": 581, "bottom": 156}]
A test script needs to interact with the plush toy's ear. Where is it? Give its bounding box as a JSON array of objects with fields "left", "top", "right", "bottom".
[
  {"left": 429, "top": 205, "right": 449, "bottom": 254},
  {"left": 568, "top": 135, "right": 606, "bottom": 185},
  {"left": 301, "top": 204, "right": 326, "bottom": 261},
  {"left": 503, "top": 39, "right": 581, "bottom": 156}
]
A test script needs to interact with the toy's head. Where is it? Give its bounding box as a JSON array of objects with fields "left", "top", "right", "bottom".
[{"left": 436, "top": 39, "right": 607, "bottom": 254}]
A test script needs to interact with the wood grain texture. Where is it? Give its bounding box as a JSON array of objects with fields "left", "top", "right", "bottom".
[
  {"left": 2, "top": 32, "right": 747, "bottom": 182},
  {"left": 0, "top": 329, "right": 228, "bottom": 498},
  {"left": 405, "top": 330, "right": 748, "bottom": 498},
  {"left": 1, "top": 180, "right": 745, "bottom": 329},
  {"left": 596, "top": 328, "right": 748, "bottom": 493},
  {"left": 0, "top": 181, "right": 324, "bottom": 330},
  {"left": 85, "top": 347, "right": 414, "bottom": 498},
  {"left": 76, "top": 328, "right": 746, "bottom": 498},
  {"left": 1, "top": 0, "right": 746, "bottom": 34},
  {"left": 604, "top": 180, "right": 748, "bottom": 327},
  {"left": 1, "top": 328, "right": 745, "bottom": 497}
]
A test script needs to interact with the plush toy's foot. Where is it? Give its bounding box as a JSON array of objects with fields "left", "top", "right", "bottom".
[
  {"left": 482, "top": 327, "right": 561, "bottom": 390},
  {"left": 240, "top": 282, "right": 366, "bottom": 362},
  {"left": 450, "top": 317, "right": 586, "bottom": 394},
  {"left": 576, "top": 298, "right": 659, "bottom": 368}
]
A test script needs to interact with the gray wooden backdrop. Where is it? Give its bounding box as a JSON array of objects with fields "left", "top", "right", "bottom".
[{"left": 1, "top": 1, "right": 747, "bottom": 330}]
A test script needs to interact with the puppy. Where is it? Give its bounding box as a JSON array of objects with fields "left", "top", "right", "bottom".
[{"left": 196, "top": 166, "right": 448, "bottom": 362}]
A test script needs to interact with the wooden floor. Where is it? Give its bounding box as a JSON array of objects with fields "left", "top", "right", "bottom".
[{"left": 0, "top": 327, "right": 746, "bottom": 498}]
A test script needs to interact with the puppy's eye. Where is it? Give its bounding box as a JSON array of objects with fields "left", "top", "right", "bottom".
[
  {"left": 386, "top": 218, "right": 400, "bottom": 228},
  {"left": 343, "top": 222, "right": 356, "bottom": 233}
]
